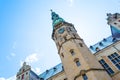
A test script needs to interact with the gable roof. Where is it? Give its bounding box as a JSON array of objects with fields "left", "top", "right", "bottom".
[
  {"left": 89, "top": 36, "right": 120, "bottom": 54},
  {"left": 39, "top": 63, "right": 63, "bottom": 80}
]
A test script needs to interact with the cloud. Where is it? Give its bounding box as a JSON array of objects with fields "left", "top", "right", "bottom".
[
  {"left": 20, "top": 53, "right": 40, "bottom": 66},
  {"left": 0, "top": 75, "right": 16, "bottom": 80},
  {"left": 6, "top": 53, "right": 16, "bottom": 60},
  {"left": 10, "top": 53, "right": 16, "bottom": 57},
  {"left": 12, "top": 42, "right": 17, "bottom": 49},
  {"left": 32, "top": 67, "right": 41, "bottom": 74},
  {"left": 25, "top": 53, "right": 39, "bottom": 63},
  {"left": 67, "top": 0, "right": 74, "bottom": 6}
]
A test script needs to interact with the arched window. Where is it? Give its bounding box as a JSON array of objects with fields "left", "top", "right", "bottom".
[
  {"left": 70, "top": 49, "right": 75, "bottom": 55},
  {"left": 82, "top": 74, "right": 88, "bottom": 80},
  {"left": 61, "top": 53, "right": 64, "bottom": 58},
  {"left": 79, "top": 43, "right": 83, "bottom": 47},
  {"left": 74, "top": 58, "right": 81, "bottom": 67}
]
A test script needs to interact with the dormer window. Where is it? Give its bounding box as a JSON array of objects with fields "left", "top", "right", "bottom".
[
  {"left": 112, "top": 37, "right": 116, "bottom": 42},
  {"left": 90, "top": 46, "right": 93, "bottom": 49},
  {"left": 103, "top": 38, "right": 107, "bottom": 42},
  {"left": 53, "top": 67, "right": 57, "bottom": 71},
  {"left": 46, "top": 70, "right": 49, "bottom": 73},
  {"left": 96, "top": 47, "right": 100, "bottom": 51},
  {"left": 99, "top": 42, "right": 103, "bottom": 46}
]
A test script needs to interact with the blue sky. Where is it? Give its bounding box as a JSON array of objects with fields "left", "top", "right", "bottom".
[{"left": 0, "top": 0, "right": 120, "bottom": 79}]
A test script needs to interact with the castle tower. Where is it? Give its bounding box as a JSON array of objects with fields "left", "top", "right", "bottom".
[
  {"left": 51, "top": 11, "right": 112, "bottom": 80},
  {"left": 16, "top": 62, "right": 39, "bottom": 80},
  {"left": 107, "top": 13, "right": 120, "bottom": 38}
]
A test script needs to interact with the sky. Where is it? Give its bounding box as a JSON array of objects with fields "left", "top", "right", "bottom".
[{"left": 0, "top": 0, "right": 120, "bottom": 80}]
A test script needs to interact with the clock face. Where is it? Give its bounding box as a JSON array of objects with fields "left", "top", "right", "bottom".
[{"left": 58, "top": 28, "right": 65, "bottom": 34}]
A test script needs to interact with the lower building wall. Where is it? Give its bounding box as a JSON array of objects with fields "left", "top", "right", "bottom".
[
  {"left": 112, "top": 72, "right": 120, "bottom": 80},
  {"left": 76, "top": 70, "right": 112, "bottom": 80}
]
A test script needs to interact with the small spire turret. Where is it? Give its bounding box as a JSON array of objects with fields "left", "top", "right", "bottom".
[
  {"left": 106, "top": 13, "right": 120, "bottom": 38},
  {"left": 51, "top": 10, "right": 65, "bottom": 29}
]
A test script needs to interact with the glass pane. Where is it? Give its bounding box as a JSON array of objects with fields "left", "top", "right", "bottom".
[
  {"left": 118, "top": 56, "right": 120, "bottom": 59},
  {"left": 99, "top": 59, "right": 105, "bottom": 64},
  {"left": 108, "top": 56, "right": 112, "bottom": 60},
  {"left": 70, "top": 50, "right": 75, "bottom": 55},
  {"left": 76, "top": 61, "right": 80, "bottom": 67},
  {"left": 111, "top": 54, "right": 115, "bottom": 57},
  {"left": 114, "top": 53, "right": 119, "bottom": 56},
  {"left": 83, "top": 74, "right": 88, "bottom": 80},
  {"left": 116, "top": 58, "right": 120, "bottom": 62},
  {"left": 99, "top": 59, "right": 114, "bottom": 75},
  {"left": 112, "top": 60, "right": 117, "bottom": 64},
  {"left": 109, "top": 68, "right": 114, "bottom": 74},
  {"left": 116, "top": 64, "right": 120, "bottom": 70},
  {"left": 104, "top": 63, "right": 109, "bottom": 68}
]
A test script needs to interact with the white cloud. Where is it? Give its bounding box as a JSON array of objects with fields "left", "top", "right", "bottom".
[
  {"left": 32, "top": 67, "right": 41, "bottom": 74},
  {"left": 20, "top": 60, "right": 24, "bottom": 67},
  {"left": 20, "top": 53, "right": 40, "bottom": 66},
  {"left": 25, "top": 53, "right": 39, "bottom": 64},
  {"left": 67, "top": 0, "right": 74, "bottom": 6},
  {"left": 0, "top": 75, "right": 16, "bottom": 80},
  {"left": 6, "top": 53, "right": 16, "bottom": 60},
  {"left": 10, "top": 53, "right": 16, "bottom": 57},
  {"left": 12, "top": 42, "right": 17, "bottom": 49},
  {"left": 0, "top": 78, "right": 5, "bottom": 80}
]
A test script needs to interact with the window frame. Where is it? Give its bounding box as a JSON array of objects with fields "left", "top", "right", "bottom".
[
  {"left": 99, "top": 59, "right": 114, "bottom": 75},
  {"left": 108, "top": 52, "right": 120, "bottom": 70}
]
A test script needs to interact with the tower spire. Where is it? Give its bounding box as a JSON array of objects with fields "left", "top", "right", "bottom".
[{"left": 51, "top": 10, "right": 65, "bottom": 29}]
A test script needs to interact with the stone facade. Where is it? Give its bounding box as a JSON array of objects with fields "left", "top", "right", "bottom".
[{"left": 16, "top": 12, "right": 120, "bottom": 80}]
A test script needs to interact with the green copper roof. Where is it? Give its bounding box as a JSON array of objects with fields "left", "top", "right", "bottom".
[{"left": 51, "top": 10, "right": 65, "bottom": 29}]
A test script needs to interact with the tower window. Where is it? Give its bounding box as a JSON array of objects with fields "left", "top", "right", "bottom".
[
  {"left": 82, "top": 74, "right": 88, "bottom": 80},
  {"left": 74, "top": 58, "right": 81, "bottom": 67},
  {"left": 76, "top": 61, "right": 80, "bottom": 67},
  {"left": 18, "top": 76, "right": 20, "bottom": 79},
  {"left": 70, "top": 49, "right": 75, "bottom": 55},
  {"left": 22, "top": 74, "right": 24, "bottom": 80},
  {"left": 118, "top": 20, "right": 120, "bottom": 22},
  {"left": 99, "top": 59, "right": 114, "bottom": 75},
  {"left": 108, "top": 52, "right": 120, "bottom": 70},
  {"left": 79, "top": 43, "right": 83, "bottom": 47},
  {"left": 26, "top": 72, "right": 28, "bottom": 75},
  {"left": 61, "top": 53, "right": 64, "bottom": 58}
]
